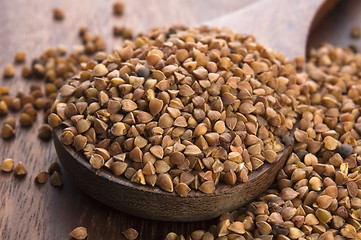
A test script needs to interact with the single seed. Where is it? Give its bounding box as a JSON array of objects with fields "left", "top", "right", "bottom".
[
  {"left": 14, "top": 51, "right": 26, "bottom": 63},
  {"left": 113, "top": 1, "right": 125, "bottom": 16},
  {"left": 0, "top": 158, "right": 14, "bottom": 172},
  {"left": 14, "top": 162, "right": 26, "bottom": 176},
  {"left": 92, "top": 64, "right": 108, "bottom": 77},
  {"left": 0, "top": 100, "right": 9, "bottom": 115},
  {"left": 50, "top": 171, "right": 62, "bottom": 187},
  {"left": 1, "top": 124, "right": 15, "bottom": 139},
  {"left": 53, "top": 7, "right": 65, "bottom": 20},
  {"left": 35, "top": 171, "right": 49, "bottom": 184},
  {"left": 122, "top": 228, "right": 138, "bottom": 240},
  {"left": 3, "top": 64, "right": 15, "bottom": 78},
  {"left": 38, "top": 124, "right": 52, "bottom": 140},
  {"left": 69, "top": 226, "right": 87, "bottom": 240}
]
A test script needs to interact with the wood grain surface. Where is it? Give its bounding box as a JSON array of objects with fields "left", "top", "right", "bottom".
[{"left": 0, "top": 0, "right": 357, "bottom": 239}]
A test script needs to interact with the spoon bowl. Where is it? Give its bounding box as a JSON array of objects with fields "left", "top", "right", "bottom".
[{"left": 53, "top": 127, "right": 292, "bottom": 221}]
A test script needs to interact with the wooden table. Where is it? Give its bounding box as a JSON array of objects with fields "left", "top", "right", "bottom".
[{"left": 0, "top": 0, "right": 360, "bottom": 239}]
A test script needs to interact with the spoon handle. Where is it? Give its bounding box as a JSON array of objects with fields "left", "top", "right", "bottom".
[{"left": 204, "top": 0, "right": 338, "bottom": 58}]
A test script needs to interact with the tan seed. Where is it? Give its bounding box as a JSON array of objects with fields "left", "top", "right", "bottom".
[
  {"left": 122, "top": 228, "right": 138, "bottom": 240},
  {"left": 38, "top": 124, "right": 52, "bottom": 140},
  {"left": 315, "top": 208, "right": 332, "bottom": 224},
  {"left": 1, "top": 124, "right": 15, "bottom": 139},
  {"left": 0, "top": 158, "right": 14, "bottom": 172},
  {"left": 149, "top": 98, "right": 163, "bottom": 116},
  {"left": 92, "top": 64, "right": 108, "bottom": 77},
  {"left": 74, "top": 135, "right": 87, "bottom": 151},
  {"left": 69, "top": 226, "right": 87, "bottom": 240},
  {"left": 48, "top": 113, "right": 62, "bottom": 127},
  {"left": 3, "top": 64, "right": 15, "bottom": 78},
  {"left": 89, "top": 154, "right": 104, "bottom": 169},
  {"left": 184, "top": 145, "right": 202, "bottom": 156},
  {"left": 50, "top": 171, "right": 62, "bottom": 187},
  {"left": 323, "top": 136, "right": 340, "bottom": 150},
  {"left": 156, "top": 173, "right": 173, "bottom": 192},
  {"left": 35, "top": 171, "right": 49, "bottom": 184},
  {"left": 150, "top": 145, "right": 163, "bottom": 159},
  {"left": 199, "top": 180, "right": 215, "bottom": 194},
  {"left": 14, "top": 162, "right": 27, "bottom": 176},
  {"left": 111, "top": 122, "right": 127, "bottom": 136},
  {"left": 175, "top": 183, "right": 191, "bottom": 197}
]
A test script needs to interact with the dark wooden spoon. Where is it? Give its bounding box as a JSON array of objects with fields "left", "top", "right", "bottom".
[{"left": 52, "top": 0, "right": 335, "bottom": 222}]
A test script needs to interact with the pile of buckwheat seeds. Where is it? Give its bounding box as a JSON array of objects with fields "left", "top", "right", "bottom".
[{"left": 1, "top": 1, "right": 361, "bottom": 239}]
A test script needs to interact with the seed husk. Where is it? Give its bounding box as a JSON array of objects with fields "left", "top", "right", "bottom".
[
  {"left": 50, "top": 171, "right": 62, "bottom": 187},
  {"left": 0, "top": 158, "right": 14, "bottom": 172},
  {"left": 111, "top": 122, "right": 127, "bottom": 136},
  {"left": 14, "top": 162, "right": 26, "bottom": 176},
  {"left": 35, "top": 171, "right": 49, "bottom": 184},
  {"left": 74, "top": 135, "right": 88, "bottom": 151},
  {"left": 174, "top": 183, "right": 191, "bottom": 197},
  {"left": 69, "top": 226, "right": 87, "bottom": 240},
  {"left": 76, "top": 119, "right": 91, "bottom": 133},
  {"left": 122, "top": 228, "right": 138, "bottom": 240},
  {"left": 199, "top": 180, "right": 215, "bottom": 194}
]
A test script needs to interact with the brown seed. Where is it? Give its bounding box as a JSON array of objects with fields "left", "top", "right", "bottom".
[
  {"left": 14, "top": 162, "right": 26, "bottom": 176},
  {"left": 0, "top": 100, "right": 9, "bottom": 115},
  {"left": 110, "top": 161, "right": 127, "bottom": 176},
  {"left": 92, "top": 64, "right": 108, "bottom": 77},
  {"left": 111, "top": 122, "right": 127, "bottom": 136},
  {"left": 89, "top": 154, "right": 104, "bottom": 169},
  {"left": 48, "top": 161, "right": 61, "bottom": 175},
  {"left": 184, "top": 145, "right": 202, "bottom": 156},
  {"left": 35, "top": 171, "right": 49, "bottom": 184},
  {"left": 113, "top": 1, "right": 125, "bottom": 16},
  {"left": 53, "top": 7, "right": 65, "bottom": 20},
  {"left": 159, "top": 113, "right": 173, "bottom": 128},
  {"left": 121, "top": 99, "right": 138, "bottom": 112},
  {"left": 69, "top": 226, "right": 87, "bottom": 240},
  {"left": 150, "top": 145, "right": 163, "bottom": 159},
  {"left": 156, "top": 173, "right": 173, "bottom": 192},
  {"left": 3, "top": 117, "right": 15, "bottom": 128},
  {"left": 281, "top": 187, "right": 299, "bottom": 200},
  {"left": 174, "top": 183, "right": 191, "bottom": 197},
  {"left": 228, "top": 221, "right": 245, "bottom": 234},
  {"left": 1, "top": 124, "right": 15, "bottom": 139},
  {"left": 136, "top": 111, "right": 153, "bottom": 124},
  {"left": 0, "top": 158, "right": 14, "bottom": 172},
  {"left": 199, "top": 180, "right": 215, "bottom": 194},
  {"left": 60, "top": 130, "right": 75, "bottom": 145},
  {"left": 3, "top": 64, "right": 15, "bottom": 78},
  {"left": 38, "top": 124, "right": 52, "bottom": 140},
  {"left": 323, "top": 136, "right": 340, "bottom": 150},
  {"left": 74, "top": 135, "right": 88, "bottom": 151},
  {"left": 48, "top": 113, "right": 62, "bottom": 127},
  {"left": 14, "top": 51, "right": 26, "bottom": 63},
  {"left": 122, "top": 228, "right": 138, "bottom": 240},
  {"left": 50, "top": 171, "right": 62, "bottom": 187},
  {"left": 149, "top": 98, "right": 163, "bottom": 116},
  {"left": 193, "top": 123, "right": 208, "bottom": 137},
  {"left": 315, "top": 208, "right": 332, "bottom": 224},
  {"left": 76, "top": 119, "right": 91, "bottom": 133}
]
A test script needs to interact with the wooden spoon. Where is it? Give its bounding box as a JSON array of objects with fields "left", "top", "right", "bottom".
[{"left": 52, "top": 0, "right": 335, "bottom": 222}]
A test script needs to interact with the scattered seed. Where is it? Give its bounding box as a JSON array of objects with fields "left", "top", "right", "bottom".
[
  {"left": 113, "top": 1, "right": 125, "bottom": 16},
  {"left": 14, "top": 162, "right": 26, "bottom": 176},
  {"left": 14, "top": 51, "right": 26, "bottom": 63},
  {"left": 50, "top": 171, "right": 62, "bottom": 187},
  {"left": 53, "top": 7, "right": 65, "bottom": 20},
  {"left": 69, "top": 226, "right": 87, "bottom": 240},
  {"left": 35, "top": 171, "right": 48, "bottom": 184},
  {"left": 3, "top": 64, "right": 15, "bottom": 78},
  {"left": 0, "top": 158, "right": 14, "bottom": 172}
]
